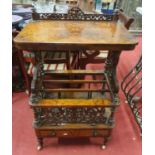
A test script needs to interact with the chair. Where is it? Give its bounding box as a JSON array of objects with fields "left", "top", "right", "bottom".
[
  {"left": 78, "top": 10, "right": 134, "bottom": 69},
  {"left": 12, "top": 30, "right": 30, "bottom": 93},
  {"left": 121, "top": 55, "right": 142, "bottom": 132},
  {"left": 13, "top": 31, "right": 77, "bottom": 95}
]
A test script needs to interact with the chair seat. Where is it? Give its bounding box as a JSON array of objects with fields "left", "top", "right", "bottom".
[
  {"left": 28, "top": 63, "right": 67, "bottom": 76},
  {"left": 97, "top": 50, "right": 108, "bottom": 58},
  {"left": 24, "top": 51, "right": 73, "bottom": 76},
  {"left": 82, "top": 50, "right": 108, "bottom": 58},
  {"left": 23, "top": 51, "right": 68, "bottom": 61}
]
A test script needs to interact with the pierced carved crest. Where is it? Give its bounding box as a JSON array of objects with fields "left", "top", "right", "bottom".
[{"left": 32, "top": 6, "right": 117, "bottom": 21}]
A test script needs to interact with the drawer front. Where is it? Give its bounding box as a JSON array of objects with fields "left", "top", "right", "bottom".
[{"left": 36, "top": 129, "right": 110, "bottom": 138}]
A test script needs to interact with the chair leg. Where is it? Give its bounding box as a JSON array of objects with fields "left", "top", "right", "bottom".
[
  {"left": 66, "top": 51, "right": 71, "bottom": 69},
  {"left": 25, "top": 77, "right": 31, "bottom": 96},
  {"left": 17, "top": 50, "right": 31, "bottom": 95},
  {"left": 101, "top": 136, "right": 110, "bottom": 149}
]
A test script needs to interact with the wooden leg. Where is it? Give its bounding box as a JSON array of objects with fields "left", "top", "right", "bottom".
[
  {"left": 37, "top": 137, "right": 43, "bottom": 151},
  {"left": 101, "top": 129, "right": 112, "bottom": 150},
  {"left": 66, "top": 51, "right": 71, "bottom": 70},
  {"left": 25, "top": 89, "right": 30, "bottom": 95},
  {"left": 17, "top": 50, "right": 31, "bottom": 95},
  {"left": 101, "top": 136, "right": 110, "bottom": 149}
]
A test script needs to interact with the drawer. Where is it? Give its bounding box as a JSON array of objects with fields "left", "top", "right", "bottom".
[{"left": 36, "top": 129, "right": 111, "bottom": 138}]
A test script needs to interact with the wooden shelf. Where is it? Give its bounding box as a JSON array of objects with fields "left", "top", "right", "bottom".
[
  {"left": 44, "top": 88, "right": 108, "bottom": 92},
  {"left": 43, "top": 79, "right": 105, "bottom": 83},
  {"left": 44, "top": 70, "right": 105, "bottom": 75},
  {"left": 29, "top": 98, "right": 119, "bottom": 107}
]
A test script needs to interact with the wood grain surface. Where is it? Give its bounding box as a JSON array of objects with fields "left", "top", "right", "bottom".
[{"left": 14, "top": 20, "right": 138, "bottom": 51}]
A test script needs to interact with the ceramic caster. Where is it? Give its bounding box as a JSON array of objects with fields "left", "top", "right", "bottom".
[
  {"left": 37, "top": 137, "right": 43, "bottom": 150},
  {"left": 37, "top": 145, "right": 42, "bottom": 151},
  {"left": 25, "top": 90, "right": 29, "bottom": 95},
  {"left": 101, "top": 145, "right": 106, "bottom": 150}
]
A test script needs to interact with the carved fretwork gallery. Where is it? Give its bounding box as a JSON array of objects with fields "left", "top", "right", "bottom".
[{"left": 32, "top": 7, "right": 118, "bottom": 21}]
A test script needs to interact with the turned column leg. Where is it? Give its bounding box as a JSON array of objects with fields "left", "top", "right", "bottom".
[
  {"left": 17, "top": 50, "right": 31, "bottom": 95},
  {"left": 101, "top": 136, "right": 111, "bottom": 150},
  {"left": 100, "top": 129, "right": 112, "bottom": 149},
  {"left": 37, "top": 137, "right": 43, "bottom": 150},
  {"left": 101, "top": 137, "right": 108, "bottom": 149}
]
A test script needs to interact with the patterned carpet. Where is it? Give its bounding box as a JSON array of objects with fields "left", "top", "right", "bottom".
[{"left": 12, "top": 37, "right": 142, "bottom": 155}]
